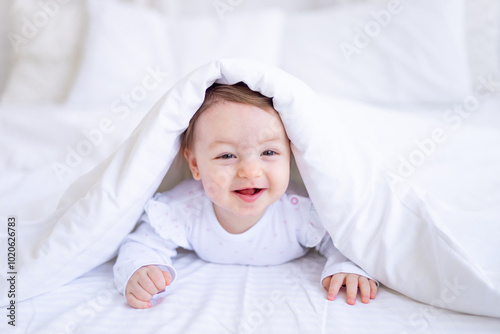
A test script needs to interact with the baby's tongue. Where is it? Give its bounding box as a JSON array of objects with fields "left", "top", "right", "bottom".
[{"left": 237, "top": 188, "right": 256, "bottom": 195}]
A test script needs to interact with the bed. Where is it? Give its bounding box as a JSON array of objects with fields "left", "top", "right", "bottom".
[{"left": 1, "top": 1, "right": 500, "bottom": 333}]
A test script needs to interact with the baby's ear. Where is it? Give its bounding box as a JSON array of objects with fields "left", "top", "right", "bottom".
[{"left": 184, "top": 149, "right": 201, "bottom": 180}]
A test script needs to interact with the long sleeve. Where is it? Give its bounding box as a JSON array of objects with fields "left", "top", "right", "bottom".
[
  {"left": 293, "top": 196, "right": 378, "bottom": 285},
  {"left": 316, "top": 234, "right": 378, "bottom": 285},
  {"left": 113, "top": 219, "right": 179, "bottom": 296}
]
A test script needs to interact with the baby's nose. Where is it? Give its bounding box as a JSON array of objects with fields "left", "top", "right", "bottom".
[{"left": 237, "top": 160, "right": 263, "bottom": 179}]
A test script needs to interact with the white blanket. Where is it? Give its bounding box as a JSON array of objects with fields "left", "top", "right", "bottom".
[{"left": 7, "top": 59, "right": 500, "bottom": 318}]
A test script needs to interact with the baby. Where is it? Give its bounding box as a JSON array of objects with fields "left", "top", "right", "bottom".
[{"left": 114, "top": 82, "right": 378, "bottom": 309}]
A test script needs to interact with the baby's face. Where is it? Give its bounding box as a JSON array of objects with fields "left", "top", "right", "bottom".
[{"left": 186, "top": 100, "right": 291, "bottom": 230}]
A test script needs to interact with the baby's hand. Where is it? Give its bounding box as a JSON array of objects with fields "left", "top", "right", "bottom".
[
  {"left": 322, "top": 273, "right": 377, "bottom": 305},
  {"left": 125, "top": 265, "right": 172, "bottom": 309}
]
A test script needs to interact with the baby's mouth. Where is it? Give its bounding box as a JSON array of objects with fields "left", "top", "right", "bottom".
[{"left": 234, "top": 188, "right": 263, "bottom": 195}]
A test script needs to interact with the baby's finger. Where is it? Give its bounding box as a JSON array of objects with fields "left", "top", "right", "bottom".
[
  {"left": 138, "top": 274, "right": 162, "bottom": 296},
  {"left": 369, "top": 280, "right": 378, "bottom": 299},
  {"left": 162, "top": 270, "right": 173, "bottom": 286},
  {"left": 126, "top": 292, "right": 152, "bottom": 309},
  {"left": 358, "top": 276, "right": 371, "bottom": 304},
  {"left": 146, "top": 267, "right": 169, "bottom": 292},
  {"left": 327, "top": 273, "right": 346, "bottom": 301},
  {"left": 322, "top": 276, "right": 332, "bottom": 290},
  {"left": 128, "top": 283, "right": 153, "bottom": 302},
  {"left": 345, "top": 274, "right": 359, "bottom": 305}
]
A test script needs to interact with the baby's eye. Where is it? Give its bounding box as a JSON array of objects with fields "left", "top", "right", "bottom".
[
  {"left": 261, "top": 150, "right": 277, "bottom": 156},
  {"left": 217, "top": 153, "right": 236, "bottom": 159}
]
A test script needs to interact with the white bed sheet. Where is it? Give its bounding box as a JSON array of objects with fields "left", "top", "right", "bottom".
[
  {"left": 1, "top": 96, "right": 499, "bottom": 333},
  {"left": 15, "top": 251, "right": 500, "bottom": 334}
]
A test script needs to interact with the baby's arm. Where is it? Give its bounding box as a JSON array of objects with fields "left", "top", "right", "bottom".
[
  {"left": 316, "top": 235, "right": 378, "bottom": 304},
  {"left": 114, "top": 222, "right": 178, "bottom": 308}
]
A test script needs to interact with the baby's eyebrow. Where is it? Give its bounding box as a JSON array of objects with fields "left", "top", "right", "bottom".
[
  {"left": 260, "top": 135, "right": 282, "bottom": 143},
  {"left": 208, "top": 139, "right": 237, "bottom": 151},
  {"left": 210, "top": 139, "right": 234, "bottom": 147}
]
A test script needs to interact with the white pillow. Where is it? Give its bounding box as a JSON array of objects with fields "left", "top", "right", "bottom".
[
  {"left": 166, "top": 9, "right": 286, "bottom": 82},
  {"left": 65, "top": 0, "right": 175, "bottom": 108},
  {"left": 1, "top": 0, "right": 85, "bottom": 103},
  {"left": 465, "top": 0, "right": 500, "bottom": 91},
  {"left": 0, "top": 1, "right": 12, "bottom": 94},
  {"left": 282, "top": 0, "right": 471, "bottom": 103}
]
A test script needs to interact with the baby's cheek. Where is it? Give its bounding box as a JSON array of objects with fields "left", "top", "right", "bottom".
[
  {"left": 273, "top": 166, "right": 290, "bottom": 194},
  {"left": 204, "top": 181, "right": 222, "bottom": 199},
  {"left": 202, "top": 170, "right": 232, "bottom": 198}
]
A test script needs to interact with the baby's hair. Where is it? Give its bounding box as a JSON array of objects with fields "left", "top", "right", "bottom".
[{"left": 180, "top": 82, "right": 275, "bottom": 153}]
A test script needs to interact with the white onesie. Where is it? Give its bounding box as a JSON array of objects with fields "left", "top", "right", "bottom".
[{"left": 114, "top": 179, "right": 374, "bottom": 297}]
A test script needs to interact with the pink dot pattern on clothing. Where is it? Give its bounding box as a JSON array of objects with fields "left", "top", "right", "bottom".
[{"left": 134, "top": 185, "right": 325, "bottom": 274}]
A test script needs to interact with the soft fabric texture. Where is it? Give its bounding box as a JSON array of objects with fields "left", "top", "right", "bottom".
[
  {"left": 166, "top": 9, "right": 286, "bottom": 84},
  {"left": 283, "top": 0, "right": 471, "bottom": 103},
  {"left": 65, "top": 0, "right": 175, "bottom": 108},
  {"left": 1, "top": 0, "right": 85, "bottom": 103},
  {"left": 11, "top": 255, "right": 500, "bottom": 333},
  {"left": 9, "top": 59, "right": 500, "bottom": 317},
  {"left": 65, "top": 0, "right": 286, "bottom": 107},
  {"left": 4, "top": 0, "right": 500, "bottom": 106}
]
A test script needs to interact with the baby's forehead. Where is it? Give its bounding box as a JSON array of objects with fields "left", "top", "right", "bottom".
[
  {"left": 195, "top": 101, "right": 288, "bottom": 139},
  {"left": 199, "top": 100, "right": 278, "bottom": 121}
]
